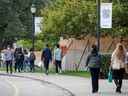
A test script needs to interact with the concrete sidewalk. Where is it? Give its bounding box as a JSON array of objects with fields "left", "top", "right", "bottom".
[{"left": 12, "top": 73, "right": 128, "bottom": 96}]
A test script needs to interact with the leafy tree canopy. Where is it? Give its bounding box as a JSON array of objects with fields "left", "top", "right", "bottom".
[
  {"left": 0, "top": 0, "right": 52, "bottom": 48},
  {"left": 42, "top": 0, "right": 128, "bottom": 39}
]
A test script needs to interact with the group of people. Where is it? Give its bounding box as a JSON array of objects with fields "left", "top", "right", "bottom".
[
  {"left": 86, "top": 42, "right": 128, "bottom": 94},
  {"left": 41, "top": 44, "right": 63, "bottom": 75},
  {"left": 1, "top": 43, "right": 63, "bottom": 75},
  {"left": 1, "top": 46, "right": 36, "bottom": 74}
]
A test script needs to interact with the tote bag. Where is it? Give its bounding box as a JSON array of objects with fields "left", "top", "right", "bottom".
[{"left": 108, "top": 69, "right": 112, "bottom": 83}]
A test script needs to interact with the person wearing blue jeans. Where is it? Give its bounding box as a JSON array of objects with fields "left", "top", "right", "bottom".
[{"left": 86, "top": 44, "right": 101, "bottom": 93}]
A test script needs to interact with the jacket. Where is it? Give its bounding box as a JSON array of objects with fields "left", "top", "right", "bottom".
[
  {"left": 111, "top": 52, "right": 125, "bottom": 69},
  {"left": 41, "top": 48, "right": 52, "bottom": 61},
  {"left": 86, "top": 53, "right": 101, "bottom": 68},
  {"left": 4, "top": 49, "right": 14, "bottom": 61}
]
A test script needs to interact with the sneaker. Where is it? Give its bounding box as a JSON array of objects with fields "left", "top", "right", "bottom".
[
  {"left": 46, "top": 73, "right": 48, "bottom": 75},
  {"left": 117, "top": 90, "right": 121, "bottom": 94},
  {"left": 55, "top": 73, "right": 58, "bottom": 75},
  {"left": 118, "top": 90, "right": 121, "bottom": 93},
  {"left": 92, "top": 91, "right": 98, "bottom": 94},
  {"left": 59, "top": 70, "right": 62, "bottom": 73},
  {"left": 92, "top": 90, "right": 98, "bottom": 93},
  {"left": 116, "top": 88, "right": 121, "bottom": 93}
]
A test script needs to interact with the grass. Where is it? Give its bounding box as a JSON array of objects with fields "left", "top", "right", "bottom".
[
  {"left": 0, "top": 66, "right": 90, "bottom": 78},
  {"left": 0, "top": 67, "right": 7, "bottom": 71},
  {"left": 62, "top": 71, "right": 90, "bottom": 78},
  {"left": 35, "top": 67, "right": 91, "bottom": 78}
]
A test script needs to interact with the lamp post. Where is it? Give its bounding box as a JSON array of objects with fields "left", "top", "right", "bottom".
[
  {"left": 31, "top": 4, "right": 36, "bottom": 51},
  {"left": 96, "top": 0, "right": 100, "bottom": 52}
]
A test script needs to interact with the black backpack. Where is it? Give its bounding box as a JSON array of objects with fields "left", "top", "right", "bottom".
[
  {"left": 88, "top": 54, "right": 101, "bottom": 68},
  {"left": 16, "top": 53, "right": 22, "bottom": 60}
]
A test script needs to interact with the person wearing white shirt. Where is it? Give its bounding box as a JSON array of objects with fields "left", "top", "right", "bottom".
[
  {"left": 54, "top": 44, "right": 62, "bottom": 73},
  {"left": 111, "top": 43, "right": 126, "bottom": 93}
]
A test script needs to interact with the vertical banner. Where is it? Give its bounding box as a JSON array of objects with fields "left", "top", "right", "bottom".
[
  {"left": 35, "top": 17, "right": 43, "bottom": 35},
  {"left": 100, "top": 3, "right": 112, "bottom": 28}
]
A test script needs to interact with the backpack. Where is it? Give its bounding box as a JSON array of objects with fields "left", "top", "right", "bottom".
[
  {"left": 88, "top": 54, "right": 101, "bottom": 68},
  {"left": 29, "top": 53, "right": 35, "bottom": 61},
  {"left": 17, "top": 53, "right": 22, "bottom": 60}
]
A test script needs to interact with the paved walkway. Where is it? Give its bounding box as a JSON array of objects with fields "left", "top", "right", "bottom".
[
  {"left": 0, "top": 75, "right": 72, "bottom": 96},
  {"left": 10, "top": 73, "right": 128, "bottom": 96}
]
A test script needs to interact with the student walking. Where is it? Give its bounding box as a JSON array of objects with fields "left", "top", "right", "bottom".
[
  {"left": 54, "top": 44, "right": 62, "bottom": 74},
  {"left": 4, "top": 46, "right": 14, "bottom": 74},
  {"left": 111, "top": 43, "right": 126, "bottom": 93},
  {"left": 29, "top": 48, "right": 36, "bottom": 72},
  {"left": 14, "top": 48, "right": 19, "bottom": 72},
  {"left": 23, "top": 49, "right": 29, "bottom": 72},
  {"left": 86, "top": 44, "right": 101, "bottom": 93},
  {"left": 17, "top": 48, "right": 24, "bottom": 72},
  {"left": 41, "top": 44, "right": 52, "bottom": 75}
]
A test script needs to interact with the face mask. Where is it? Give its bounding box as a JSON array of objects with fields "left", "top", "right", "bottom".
[{"left": 7, "top": 47, "right": 10, "bottom": 50}]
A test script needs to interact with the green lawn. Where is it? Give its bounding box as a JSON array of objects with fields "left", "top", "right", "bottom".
[
  {"left": 0, "top": 66, "right": 90, "bottom": 78},
  {"left": 62, "top": 71, "right": 90, "bottom": 78},
  {"left": 35, "top": 67, "right": 91, "bottom": 78},
  {"left": 0, "top": 67, "right": 7, "bottom": 71}
]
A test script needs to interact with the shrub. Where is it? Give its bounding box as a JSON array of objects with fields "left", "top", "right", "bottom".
[
  {"left": 17, "top": 40, "right": 32, "bottom": 49},
  {"left": 16, "top": 39, "right": 44, "bottom": 51},
  {"left": 100, "top": 53, "right": 111, "bottom": 78},
  {"left": 35, "top": 40, "right": 44, "bottom": 51}
]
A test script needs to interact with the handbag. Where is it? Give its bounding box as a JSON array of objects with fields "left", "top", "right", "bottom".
[{"left": 108, "top": 68, "right": 112, "bottom": 83}]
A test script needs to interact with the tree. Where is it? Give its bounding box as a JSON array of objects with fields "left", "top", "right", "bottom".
[
  {"left": 0, "top": 0, "right": 52, "bottom": 49},
  {"left": 42, "top": 0, "right": 96, "bottom": 38},
  {"left": 42, "top": 0, "right": 128, "bottom": 39},
  {"left": 101, "top": 1, "right": 128, "bottom": 37}
]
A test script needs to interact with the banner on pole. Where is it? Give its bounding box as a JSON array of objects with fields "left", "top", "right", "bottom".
[
  {"left": 100, "top": 3, "right": 112, "bottom": 28},
  {"left": 35, "top": 17, "right": 43, "bottom": 35}
]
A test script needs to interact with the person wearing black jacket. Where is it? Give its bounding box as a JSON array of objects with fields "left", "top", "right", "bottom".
[
  {"left": 41, "top": 44, "right": 52, "bottom": 75},
  {"left": 14, "top": 48, "right": 24, "bottom": 72},
  {"left": 85, "top": 44, "right": 101, "bottom": 93},
  {"left": 29, "top": 48, "right": 36, "bottom": 72},
  {"left": 14, "top": 48, "right": 19, "bottom": 72}
]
